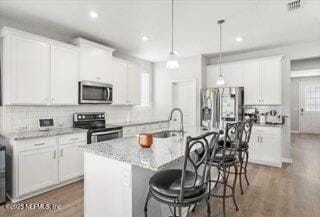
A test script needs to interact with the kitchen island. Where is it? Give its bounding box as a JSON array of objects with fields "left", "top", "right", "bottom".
[{"left": 80, "top": 128, "right": 217, "bottom": 217}]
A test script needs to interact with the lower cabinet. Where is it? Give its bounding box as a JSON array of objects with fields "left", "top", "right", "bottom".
[
  {"left": 18, "top": 146, "right": 58, "bottom": 196},
  {"left": 248, "top": 126, "right": 282, "bottom": 167},
  {"left": 59, "top": 142, "right": 84, "bottom": 182},
  {"left": 8, "top": 132, "right": 86, "bottom": 202}
]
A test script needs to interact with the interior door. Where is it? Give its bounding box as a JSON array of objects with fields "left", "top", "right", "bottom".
[
  {"left": 299, "top": 80, "right": 320, "bottom": 133},
  {"left": 171, "top": 80, "right": 197, "bottom": 128},
  {"left": 51, "top": 44, "right": 79, "bottom": 105},
  {"left": 248, "top": 132, "right": 260, "bottom": 162}
]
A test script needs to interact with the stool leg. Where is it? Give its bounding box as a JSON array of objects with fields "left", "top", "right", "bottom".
[
  {"left": 244, "top": 150, "right": 250, "bottom": 186},
  {"left": 222, "top": 166, "right": 227, "bottom": 217},
  {"left": 205, "top": 198, "right": 211, "bottom": 217},
  {"left": 144, "top": 191, "right": 151, "bottom": 217},
  {"left": 232, "top": 164, "right": 239, "bottom": 211},
  {"left": 239, "top": 152, "right": 244, "bottom": 195},
  {"left": 215, "top": 167, "right": 221, "bottom": 187}
]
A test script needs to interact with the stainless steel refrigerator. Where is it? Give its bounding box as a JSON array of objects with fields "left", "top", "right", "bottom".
[{"left": 200, "top": 87, "right": 244, "bottom": 129}]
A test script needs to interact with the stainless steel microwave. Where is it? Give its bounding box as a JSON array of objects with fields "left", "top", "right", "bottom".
[{"left": 79, "top": 81, "right": 113, "bottom": 104}]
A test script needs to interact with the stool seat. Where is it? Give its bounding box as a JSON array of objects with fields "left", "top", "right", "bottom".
[{"left": 149, "top": 169, "right": 206, "bottom": 200}]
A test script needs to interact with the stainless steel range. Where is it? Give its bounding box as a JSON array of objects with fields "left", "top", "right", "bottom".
[{"left": 73, "top": 112, "right": 122, "bottom": 144}]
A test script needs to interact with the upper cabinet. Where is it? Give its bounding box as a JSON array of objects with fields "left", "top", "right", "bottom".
[
  {"left": 0, "top": 27, "right": 79, "bottom": 105},
  {"left": 206, "top": 56, "right": 283, "bottom": 105},
  {"left": 73, "top": 38, "right": 115, "bottom": 83},
  {"left": 112, "top": 58, "right": 141, "bottom": 105},
  {"left": 243, "top": 56, "right": 282, "bottom": 105}
]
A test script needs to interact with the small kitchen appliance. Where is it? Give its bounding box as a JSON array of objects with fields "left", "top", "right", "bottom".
[
  {"left": 244, "top": 108, "right": 257, "bottom": 122},
  {"left": 73, "top": 112, "right": 122, "bottom": 144},
  {"left": 38, "top": 118, "right": 54, "bottom": 131},
  {"left": 266, "top": 110, "right": 284, "bottom": 124}
]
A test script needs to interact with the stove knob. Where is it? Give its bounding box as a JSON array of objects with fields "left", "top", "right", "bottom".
[
  {"left": 82, "top": 115, "right": 85, "bottom": 119},
  {"left": 98, "top": 115, "right": 102, "bottom": 118},
  {"left": 78, "top": 116, "right": 82, "bottom": 119}
]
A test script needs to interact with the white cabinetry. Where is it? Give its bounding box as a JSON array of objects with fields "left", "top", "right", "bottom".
[
  {"left": 243, "top": 56, "right": 282, "bottom": 105},
  {"left": 6, "top": 132, "right": 86, "bottom": 202},
  {"left": 112, "top": 58, "right": 141, "bottom": 105},
  {"left": 248, "top": 126, "right": 282, "bottom": 167},
  {"left": 2, "top": 34, "right": 50, "bottom": 105},
  {"left": 73, "top": 38, "right": 115, "bottom": 83},
  {"left": 51, "top": 43, "right": 79, "bottom": 105},
  {"left": 0, "top": 27, "right": 79, "bottom": 105}
]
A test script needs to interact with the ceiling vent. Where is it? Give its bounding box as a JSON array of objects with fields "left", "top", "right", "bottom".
[{"left": 287, "top": 0, "right": 302, "bottom": 11}]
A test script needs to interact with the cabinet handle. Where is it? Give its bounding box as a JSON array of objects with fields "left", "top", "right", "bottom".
[
  {"left": 34, "top": 142, "right": 45, "bottom": 146},
  {"left": 257, "top": 137, "right": 260, "bottom": 143},
  {"left": 261, "top": 137, "right": 263, "bottom": 143},
  {"left": 53, "top": 151, "right": 56, "bottom": 159},
  {"left": 60, "top": 149, "right": 64, "bottom": 157}
]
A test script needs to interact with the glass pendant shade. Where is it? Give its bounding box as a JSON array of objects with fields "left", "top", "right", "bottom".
[
  {"left": 216, "top": 74, "right": 226, "bottom": 85},
  {"left": 166, "top": 51, "right": 179, "bottom": 69}
]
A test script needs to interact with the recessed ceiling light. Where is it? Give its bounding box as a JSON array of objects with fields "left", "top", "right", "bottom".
[
  {"left": 89, "top": 11, "right": 99, "bottom": 19},
  {"left": 235, "top": 36, "right": 243, "bottom": 42},
  {"left": 142, "top": 35, "right": 150, "bottom": 41}
]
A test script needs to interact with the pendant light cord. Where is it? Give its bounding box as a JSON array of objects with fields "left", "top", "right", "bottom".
[
  {"left": 219, "top": 20, "right": 223, "bottom": 77},
  {"left": 171, "top": 0, "right": 174, "bottom": 53}
]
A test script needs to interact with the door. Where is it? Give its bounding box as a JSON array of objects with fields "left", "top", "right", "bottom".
[
  {"left": 9, "top": 35, "right": 50, "bottom": 104},
  {"left": 18, "top": 147, "right": 58, "bottom": 196},
  {"left": 59, "top": 143, "right": 84, "bottom": 182},
  {"left": 127, "top": 63, "right": 141, "bottom": 105},
  {"left": 112, "top": 59, "right": 128, "bottom": 105},
  {"left": 261, "top": 58, "right": 281, "bottom": 105},
  {"left": 248, "top": 132, "right": 260, "bottom": 162},
  {"left": 243, "top": 61, "right": 261, "bottom": 105},
  {"left": 171, "top": 80, "right": 197, "bottom": 128},
  {"left": 51, "top": 44, "right": 79, "bottom": 105},
  {"left": 260, "top": 133, "right": 281, "bottom": 164},
  {"left": 299, "top": 80, "right": 320, "bottom": 133}
]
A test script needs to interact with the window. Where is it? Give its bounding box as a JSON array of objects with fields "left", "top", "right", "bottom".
[
  {"left": 140, "top": 72, "right": 151, "bottom": 107},
  {"left": 304, "top": 85, "right": 320, "bottom": 111}
]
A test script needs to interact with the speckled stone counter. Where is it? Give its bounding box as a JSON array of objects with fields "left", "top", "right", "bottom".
[
  {"left": 0, "top": 127, "right": 87, "bottom": 140},
  {"left": 108, "top": 119, "right": 169, "bottom": 127},
  {"left": 253, "top": 123, "right": 284, "bottom": 128},
  {"left": 80, "top": 127, "right": 216, "bottom": 171}
]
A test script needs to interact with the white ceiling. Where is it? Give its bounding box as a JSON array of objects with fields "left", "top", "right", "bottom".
[{"left": 0, "top": 0, "right": 320, "bottom": 62}]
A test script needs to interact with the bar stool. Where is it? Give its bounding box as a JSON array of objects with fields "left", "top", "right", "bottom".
[
  {"left": 144, "top": 131, "right": 221, "bottom": 217},
  {"left": 210, "top": 122, "right": 242, "bottom": 217}
]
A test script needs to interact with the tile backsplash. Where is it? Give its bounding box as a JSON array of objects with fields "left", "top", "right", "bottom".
[
  {"left": 244, "top": 105, "right": 283, "bottom": 115},
  {"left": 0, "top": 105, "right": 156, "bottom": 132}
]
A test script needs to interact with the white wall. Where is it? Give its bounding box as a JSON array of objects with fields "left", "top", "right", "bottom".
[
  {"left": 153, "top": 55, "right": 206, "bottom": 127},
  {"left": 207, "top": 40, "right": 320, "bottom": 160}
]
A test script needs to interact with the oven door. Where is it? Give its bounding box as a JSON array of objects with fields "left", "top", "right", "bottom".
[
  {"left": 91, "top": 130, "right": 123, "bottom": 143},
  {"left": 79, "top": 81, "right": 112, "bottom": 104}
]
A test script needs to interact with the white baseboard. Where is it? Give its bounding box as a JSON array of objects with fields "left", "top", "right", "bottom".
[
  {"left": 282, "top": 158, "right": 293, "bottom": 163},
  {"left": 291, "top": 131, "right": 299, "bottom": 134}
]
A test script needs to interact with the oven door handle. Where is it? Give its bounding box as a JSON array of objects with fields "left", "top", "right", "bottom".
[{"left": 91, "top": 130, "right": 122, "bottom": 136}]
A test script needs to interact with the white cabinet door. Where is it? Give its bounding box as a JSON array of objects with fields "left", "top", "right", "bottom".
[
  {"left": 80, "top": 45, "right": 112, "bottom": 83},
  {"left": 112, "top": 59, "right": 128, "bottom": 105},
  {"left": 222, "top": 62, "right": 244, "bottom": 87},
  {"left": 18, "top": 147, "right": 58, "bottom": 196},
  {"left": 59, "top": 142, "right": 84, "bottom": 182},
  {"left": 51, "top": 44, "right": 79, "bottom": 105},
  {"left": 127, "top": 63, "right": 141, "bottom": 105},
  {"left": 243, "top": 61, "right": 261, "bottom": 105},
  {"left": 261, "top": 58, "right": 281, "bottom": 105},
  {"left": 9, "top": 35, "right": 50, "bottom": 105},
  {"left": 248, "top": 132, "right": 260, "bottom": 162},
  {"left": 260, "top": 131, "right": 281, "bottom": 164}
]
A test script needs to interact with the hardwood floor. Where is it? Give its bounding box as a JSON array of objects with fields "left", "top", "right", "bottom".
[{"left": 1, "top": 133, "right": 320, "bottom": 217}]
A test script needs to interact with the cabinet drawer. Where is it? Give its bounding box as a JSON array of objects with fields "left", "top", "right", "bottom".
[
  {"left": 136, "top": 125, "right": 150, "bottom": 133},
  {"left": 59, "top": 133, "right": 87, "bottom": 145},
  {"left": 16, "top": 137, "right": 57, "bottom": 152},
  {"left": 252, "top": 126, "right": 281, "bottom": 136}
]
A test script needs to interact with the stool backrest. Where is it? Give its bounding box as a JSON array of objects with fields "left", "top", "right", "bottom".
[
  {"left": 240, "top": 120, "right": 253, "bottom": 145},
  {"left": 179, "top": 131, "right": 220, "bottom": 202},
  {"left": 221, "top": 122, "right": 243, "bottom": 161}
]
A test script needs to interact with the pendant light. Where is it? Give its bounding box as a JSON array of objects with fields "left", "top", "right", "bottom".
[
  {"left": 216, "top": 19, "right": 226, "bottom": 85},
  {"left": 166, "top": 0, "right": 179, "bottom": 69}
]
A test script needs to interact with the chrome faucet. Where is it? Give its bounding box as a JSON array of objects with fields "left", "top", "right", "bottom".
[{"left": 168, "top": 108, "right": 184, "bottom": 134}]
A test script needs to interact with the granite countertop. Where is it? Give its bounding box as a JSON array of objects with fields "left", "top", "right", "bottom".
[
  {"left": 253, "top": 123, "right": 284, "bottom": 128},
  {"left": 0, "top": 127, "right": 88, "bottom": 140},
  {"left": 80, "top": 127, "right": 217, "bottom": 171},
  {"left": 108, "top": 119, "right": 169, "bottom": 127}
]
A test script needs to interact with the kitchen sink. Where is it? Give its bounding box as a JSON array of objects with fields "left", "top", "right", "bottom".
[{"left": 153, "top": 130, "right": 184, "bottom": 138}]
